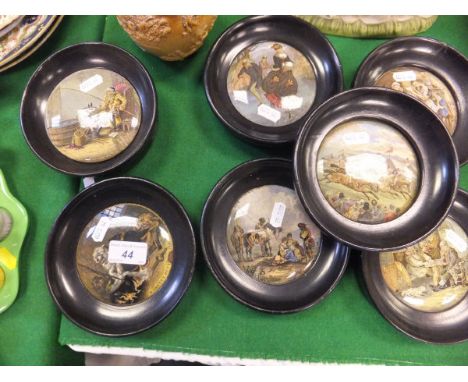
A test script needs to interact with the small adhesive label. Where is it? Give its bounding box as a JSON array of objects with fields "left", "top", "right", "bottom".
[
  {"left": 270, "top": 202, "right": 286, "bottom": 228},
  {"left": 108, "top": 240, "right": 148, "bottom": 265},
  {"left": 80, "top": 74, "right": 104, "bottom": 92},
  {"left": 233, "top": 90, "right": 249, "bottom": 104},
  {"left": 51, "top": 115, "right": 61, "bottom": 128},
  {"left": 342, "top": 131, "right": 370, "bottom": 145},
  {"left": 235, "top": 203, "right": 250, "bottom": 219},
  {"left": 393, "top": 71, "right": 417, "bottom": 82},
  {"left": 92, "top": 217, "right": 111, "bottom": 242},
  {"left": 258, "top": 104, "right": 281, "bottom": 123},
  {"left": 445, "top": 229, "right": 467, "bottom": 253},
  {"left": 281, "top": 95, "right": 303, "bottom": 110}
]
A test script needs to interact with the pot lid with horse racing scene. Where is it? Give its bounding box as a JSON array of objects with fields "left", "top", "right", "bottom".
[
  {"left": 316, "top": 119, "right": 420, "bottom": 225},
  {"left": 294, "top": 88, "right": 458, "bottom": 251}
]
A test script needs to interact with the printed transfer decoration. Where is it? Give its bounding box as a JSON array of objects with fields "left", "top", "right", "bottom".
[
  {"left": 227, "top": 41, "right": 316, "bottom": 127},
  {"left": 76, "top": 203, "right": 173, "bottom": 306},
  {"left": 45, "top": 68, "right": 142, "bottom": 163},
  {"left": 317, "top": 119, "right": 420, "bottom": 224},
  {"left": 375, "top": 67, "right": 458, "bottom": 135},
  {"left": 380, "top": 218, "right": 468, "bottom": 313},
  {"left": 226, "top": 185, "right": 321, "bottom": 285},
  {"left": 0, "top": 15, "right": 56, "bottom": 65}
]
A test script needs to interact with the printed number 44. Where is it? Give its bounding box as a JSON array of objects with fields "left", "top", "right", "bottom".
[{"left": 121, "top": 250, "right": 134, "bottom": 259}]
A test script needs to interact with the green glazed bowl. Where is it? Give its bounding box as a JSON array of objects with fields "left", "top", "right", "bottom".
[{"left": 0, "top": 169, "right": 28, "bottom": 314}]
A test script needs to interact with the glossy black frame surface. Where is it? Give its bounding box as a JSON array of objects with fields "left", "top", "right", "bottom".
[
  {"left": 354, "top": 37, "right": 468, "bottom": 165},
  {"left": 46, "top": 177, "right": 196, "bottom": 337},
  {"left": 21, "top": 42, "right": 157, "bottom": 176},
  {"left": 362, "top": 189, "right": 468, "bottom": 344},
  {"left": 294, "top": 87, "right": 459, "bottom": 252},
  {"left": 204, "top": 15, "right": 343, "bottom": 146},
  {"left": 200, "top": 158, "right": 349, "bottom": 313}
]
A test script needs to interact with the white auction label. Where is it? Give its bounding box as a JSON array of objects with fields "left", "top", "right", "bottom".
[
  {"left": 342, "top": 131, "right": 370, "bottom": 145},
  {"left": 92, "top": 216, "right": 111, "bottom": 242},
  {"left": 50, "top": 115, "right": 61, "bottom": 128},
  {"left": 392, "top": 71, "right": 417, "bottom": 82},
  {"left": 270, "top": 202, "right": 286, "bottom": 228},
  {"left": 235, "top": 203, "right": 250, "bottom": 220},
  {"left": 445, "top": 229, "right": 467, "bottom": 253},
  {"left": 80, "top": 74, "right": 104, "bottom": 92},
  {"left": 108, "top": 240, "right": 148, "bottom": 265},
  {"left": 233, "top": 90, "right": 249, "bottom": 104},
  {"left": 258, "top": 104, "right": 281, "bottom": 123},
  {"left": 281, "top": 95, "right": 303, "bottom": 110}
]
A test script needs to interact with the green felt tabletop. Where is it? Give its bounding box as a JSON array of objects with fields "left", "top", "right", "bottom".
[
  {"left": 0, "top": 16, "right": 106, "bottom": 366},
  {"left": 1, "top": 15, "right": 468, "bottom": 366}
]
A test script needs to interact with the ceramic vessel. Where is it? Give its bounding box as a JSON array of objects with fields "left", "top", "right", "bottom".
[
  {"left": 201, "top": 158, "right": 349, "bottom": 312},
  {"left": 204, "top": 15, "right": 343, "bottom": 146},
  {"left": 0, "top": 15, "right": 58, "bottom": 68},
  {"left": 0, "top": 15, "right": 24, "bottom": 39},
  {"left": 354, "top": 37, "right": 468, "bottom": 165},
  {"left": 298, "top": 16, "right": 437, "bottom": 38},
  {"left": 294, "top": 87, "right": 458, "bottom": 251},
  {"left": 0, "top": 170, "right": 28, "bottom": 314},
  {"left": 46, "top": 177, "right": 196, "bottom": 336},
  {"left": 362, "top": 189, "right": 468, "bottom": 343},
  {"left": 21, "top": 42, "right": 157, "bottom": 176},
  {"left": 0, "top": 16, "right": 63, "bottom": 73},
  {"left": 117, "top": 15, "right": 217, "bottom": 61},
  {"left": 0, "top": 208, "right": 12, "bottom": 241}
]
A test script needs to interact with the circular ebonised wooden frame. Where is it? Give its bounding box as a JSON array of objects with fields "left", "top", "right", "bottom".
[
  {"left": 204, "top": 15, "right": 343, "bottom": 146},
  {"left": 46, "top": 177, "right": 196, "bottom": 337},
  {"left": 354, "top": 37, "right": 468, "bottom": 165},
  {"left": 294, "top": 87, "right": 459, "bottom": 252},
  {"left": 20, "top": 42, "right": 157, "bottom": 176},
  {"left": 200, "top": 158, "right": 349, "bottom": 313},
  {"left": 362, "top": 189, "right": 468, "bottom": 344}
]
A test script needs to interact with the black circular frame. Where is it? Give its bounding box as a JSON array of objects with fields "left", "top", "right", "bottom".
[
  {"left": 294, "top": 87, "right": 458, "bottom": 252},
  {"left": 46, "top": 177, "right": 196, "bottom": 336},
  {"left": 200, "top": 158, "right": 349, "bottom": 313},
  {"left": 354, "top": 37, "right": 468, "bottom": 165},
  {"left": 362, "top": 189, "right": 468, "bottom": 344},
  {"left": 21, "top": 42, "right": 157, "bottom": 176},
  {"left": 204, "top": 15, "right": 343, "bottom": 146}
]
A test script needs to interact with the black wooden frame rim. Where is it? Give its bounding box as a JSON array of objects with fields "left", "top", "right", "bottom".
[
  {"left": 354, "top": 36, "right": 468, "bottom": 86},
  {"left": 353, "top": 36, "right": 468, "bottom": 165},
  {"left": 204, "top": 15, "right": 343, "bottom": 146},
  {"left": 45, "top": 176, "right": 196, "bottom": 337},
  {"left": 293, "top": 86, "right": 459, "bottom": 252},
  {"left": 20, "top": 42, "right": 157, "bottom": 177},
  {"left": 200, "top": 157, "right": 349, "bottom": 313},
  {"left": 361, "top": 189, "right": 468, "bottom": 344}
]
